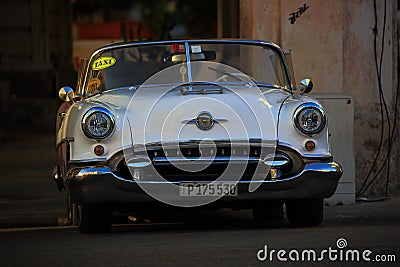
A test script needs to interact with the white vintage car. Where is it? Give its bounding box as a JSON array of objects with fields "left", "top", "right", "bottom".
[{"left": 53, "top": 40, "right": 342, "bottom": 233}]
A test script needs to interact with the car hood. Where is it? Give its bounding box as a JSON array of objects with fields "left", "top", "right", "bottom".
[{"left": 89, "top": 86, "right": 291, "bottom": 145}]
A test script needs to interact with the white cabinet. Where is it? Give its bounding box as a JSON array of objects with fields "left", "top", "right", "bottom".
[{"left": 312, "top": 94, "right": 356, "bottom": 204}]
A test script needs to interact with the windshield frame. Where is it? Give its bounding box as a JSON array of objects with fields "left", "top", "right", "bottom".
[{"left": 79, "top": 39, "right": 293, "bottom": 97}]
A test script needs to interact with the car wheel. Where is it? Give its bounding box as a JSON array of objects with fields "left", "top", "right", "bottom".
[
  {"left": 285, "top": 199, "right": 323, "bottom": 227},
  {"left": 78, "top": 204, "right": 112, "bottom": 234},
  {"left": 67, "top": 194, "right": 79, "bottom": 226},
  {"left": 252, "top": 202, "right": 283, "bottom": 225}
]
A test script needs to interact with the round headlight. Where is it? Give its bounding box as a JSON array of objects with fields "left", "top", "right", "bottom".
[
  {"left": 294, "top": 103, "right": 326, "bottom": 135},
  {"left": 82, "top": 107, "right": 115, "bottom": 140}
]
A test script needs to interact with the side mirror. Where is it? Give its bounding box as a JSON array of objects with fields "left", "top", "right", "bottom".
[
  {"left": 59, "top": 86, "right": 75, "bottom": 102},
  {"left": 299, "top": 78, "right": 313, "bottom": 95}
]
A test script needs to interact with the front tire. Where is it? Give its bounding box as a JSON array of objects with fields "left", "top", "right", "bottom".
[
  {"left": 285, "top": 199, "right": 323, "bottom": 227},
  {"left": 78, "top": 204, "right": 112, "bottom": 234},
  {"left": 67, "top": 194, "right": 79, "bottom": 226},
  {"left": 253, "top": 202, "right": 284, "bottom": 225}
]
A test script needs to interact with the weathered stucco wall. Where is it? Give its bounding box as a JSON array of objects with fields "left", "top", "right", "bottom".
[{"left": 240, "top": 0, "right": 399, "bottom": 198}]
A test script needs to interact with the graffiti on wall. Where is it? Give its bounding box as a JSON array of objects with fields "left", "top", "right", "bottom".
[{"left": 289, "top": 3, "right": 309, "bottom": 24}]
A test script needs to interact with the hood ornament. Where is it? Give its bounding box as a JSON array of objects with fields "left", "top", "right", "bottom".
[{"left": 182, "top": 111, "right": 228, "bottom": 131}]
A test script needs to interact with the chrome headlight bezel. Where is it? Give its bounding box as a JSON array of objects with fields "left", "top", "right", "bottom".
[
  {"left": 82, "top": 107, "right": 115, "bottom": 140},
  {"left": 293, "top": 102, "right": 326, "bottom": 135}
]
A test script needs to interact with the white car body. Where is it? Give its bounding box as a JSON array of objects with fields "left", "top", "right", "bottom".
[{"left": 54, "top": 40, "right": 342, "bottom": 233}]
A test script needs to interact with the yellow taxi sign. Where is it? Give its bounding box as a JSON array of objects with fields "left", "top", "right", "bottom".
[{"left": 92, "top": 57, "right": 116, "bottom": 70}]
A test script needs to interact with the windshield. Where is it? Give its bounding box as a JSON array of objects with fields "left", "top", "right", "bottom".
[{"left": 81, "top": 41, "right": 291, "bottom": 97}]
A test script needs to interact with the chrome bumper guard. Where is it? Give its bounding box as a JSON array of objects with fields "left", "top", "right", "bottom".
[{"left": 66, "top": 161, "right": 342, "bottom": 205}]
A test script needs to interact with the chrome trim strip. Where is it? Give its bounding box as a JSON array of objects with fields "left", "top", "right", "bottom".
[
  {"left": 182, "top": 118, "right": 228, "bottom": 124},
  {"left": 56, "top": 137, "right": 74, "bottom": 150},
  {"left": 136, "top": 139, "right": 278, "bottom": 152},
  {"left": 263, "top": 160, "right": 289, "bottom": 166},
  {"left": 182, "top": 119, "right": 198, "bottom": 124},
  {"left": 75, "top": 167, "right": 113, "bottom": 178},
  {"left": 127, "top": 162, "right": 152, "bottom": 168},
  {"left": 92, "top": 40, "right": 280, "bottom": 60},
  {"left": 69, "top": 159, "right": 108, "bottom": 164},
  {"left": 126, "top": 155, "right": 152, "bottom": 168},
  {"left": 152, "top": 156, "right": 259, "bottom": 165},
  {"left": 152, "top": 156, "right": 289, "bottom": 167},
  {"left": 108, "top": 152, "right": 125, "bottom": 171},
  {"left": 181, "top": 87, "right": 224, "bottom": 95},
  {"left": 263, "top": 154, "right": 290, "bottom": 166}
]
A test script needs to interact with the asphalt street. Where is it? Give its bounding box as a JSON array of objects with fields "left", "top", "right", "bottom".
[
  {"left": 0, "top": 133, "right": 67, "bottom": 227},
  {"left": 0, "top": 198, "right": 399, "bottom": 266}
]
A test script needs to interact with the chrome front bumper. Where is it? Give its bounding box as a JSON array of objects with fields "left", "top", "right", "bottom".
[{"left": 66, "top": 161, "right": 342, "bottom": 205}]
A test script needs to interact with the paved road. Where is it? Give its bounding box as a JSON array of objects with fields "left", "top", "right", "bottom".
[
  {"left": 1, "top": 199, "right": 399, "bottom": 267},
  {"left": 0, "top": 133, "right": 67, "bottom": 227},
  {"left": 0, "top": 133, "right": 57, "bottom": 200}
]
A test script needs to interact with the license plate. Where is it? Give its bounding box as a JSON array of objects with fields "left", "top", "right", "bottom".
[{"left": 179, "top": 182, "right": 238, "bottom": 197}]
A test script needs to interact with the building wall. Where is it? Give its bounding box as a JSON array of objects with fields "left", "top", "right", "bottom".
[
  {"left": 240, "top": 0, "right": 399, "bottom": 198},
  {"left": 0, "top": 0, "right": 75, "bottom": 133}
]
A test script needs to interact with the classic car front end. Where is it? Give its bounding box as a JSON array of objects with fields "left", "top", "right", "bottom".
[{"left": 54, "top": 40, "right": 342, "bottom": 233}]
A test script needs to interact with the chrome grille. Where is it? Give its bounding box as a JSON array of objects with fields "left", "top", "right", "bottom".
[
  {"left": 111, "top": 144, "right": 302, "bottom": 182},
  {"left": 146, "top": 146, "right": 263, "bottom": 159}
]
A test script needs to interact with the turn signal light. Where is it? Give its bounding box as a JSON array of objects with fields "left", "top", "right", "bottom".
[
  {"left": 305, "top": 141, "right": 316, "bottom": 151},
  {"left": 94, "top": 145, "right": 105, "bottom": 156}
]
